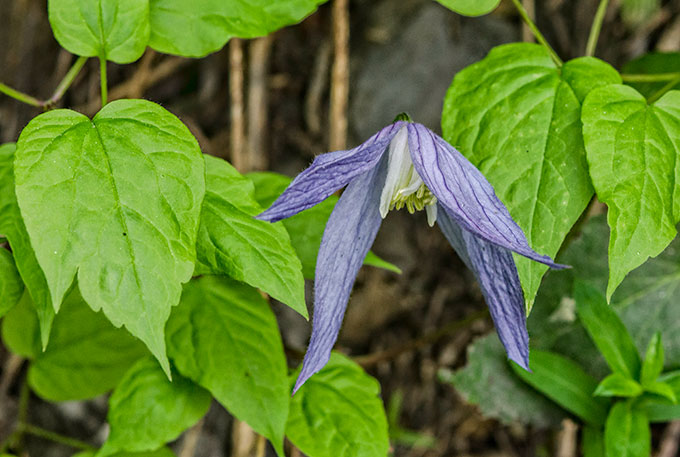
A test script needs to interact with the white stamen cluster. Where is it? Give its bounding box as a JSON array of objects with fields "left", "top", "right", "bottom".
[{"left": 379, "top": 126, "right": 438, "bottom": 226}]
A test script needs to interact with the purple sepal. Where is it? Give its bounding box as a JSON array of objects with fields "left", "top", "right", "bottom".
[
  {"left": 407, "top": 123, "right": 566, "bottom": 270},
  {"left": 437, "top": 204, "right": 529, "bottom": 369},
  {"left": 293, "top": 157, "right": 388, "bottom": 393},
  {"left": 256, "top": 122, "right": 404, "bottom": 223}
]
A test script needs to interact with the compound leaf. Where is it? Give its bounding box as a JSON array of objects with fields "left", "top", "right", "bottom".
[{"left": 15, "top": 100, "right": 205, "bottom": 377}]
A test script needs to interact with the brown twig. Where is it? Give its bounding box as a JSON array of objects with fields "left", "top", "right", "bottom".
[
  {"left": 555, "top": 419, "right": 578, "bottom": 457},
  {"left": 305, "top": 40, "right": 331, "bottom": 136},
  {"left": 229, "top": 38, "right": 247, "bottom": 172},
  {"left": 178, "top": 418, "right": 204, "bottom": 457},
  {"left": 656, "top": 420, "right": 680, "bottom": 457},
  {"left": 521, "top": 0, "right": 536, "bottom": 43},
  {"left": 247, "top": 35, "right": 273, "bottom": 171},
  {"left": 329, "top": 0, "right": 349, "bottom": 151}
]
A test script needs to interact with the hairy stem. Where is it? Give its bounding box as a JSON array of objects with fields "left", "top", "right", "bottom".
[
  {"left": 509, "top": 0, "right": 562, "bottom": 66},
  {"left": 0, "top": 82, "right": 42, "bottom": 107},
  {"left": 585, "top": 0, "right": 610, "bottom": 57},
  {"left": 99, "top": 57, "right": 108, "bottom": 107}
]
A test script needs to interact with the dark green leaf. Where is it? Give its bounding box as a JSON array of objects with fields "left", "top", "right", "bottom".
[
  {"left": 196, "top": 156, "right": 306, "bottom": 317},
  {"left": 442, "top": 45, "right": 620, "bottom": 309},
  {"left": 604, "top": 401, "right": 650, "bottom": 457},
  {"left": 623, "top": 52, "right": 680, "bottom": 98},
  {"left": 0, "top": 143, "right": 54, "bottom": 347},
  {"left": 73, "top": 448, "right": 175, "bottom": 457},
  {"left": 148, "top": 0, "right": 326, "bottom": 57},
  {"left": 100, "top": 358, "right": 211, "bottom": 456},
  {"left": 644, "top": 401, "right": 680, "bottom": 422},
  {"left": 248, "top": 171, "right": 401, "bottom": 278},
  {"left": 48, "top": 0, "right": 149, "bottom": 63},
  {"left": 582, "top": 426, "right": 605, "bottom": 457},
  {"left": 0, "top": 249, "right": 23, "bottom": 318},
  {"left": 511, "top": 350, "right": 609, "bottom": 425},
  {"left": 1, "top": 292, "right": 41, "bottom": 359},
  {"left": 444, "top": 334, "right": 567, "bottom": 428},
  {"left": 286, "top": 352, "right": 389, "bottom": 457},
  {"left": 593, "top": 373, "right": 643, "bottom": 398},
  {"left": 582, "top": 86, "right": 680, "bottom": 299},
  {"left": 433, "top": 0, "right": 500, "bottom": 16},
  {"left": 641, "top": 332, "right": 664, "bottom": 387},
  {"left": 15, "top": 100, "right": 205, "bottom": 377},
  {"left": 166, "top": 276, "right": 288, "bottom": 456},
  {"left": 574, "top": 280, "right": 641, "bottom": 379}
]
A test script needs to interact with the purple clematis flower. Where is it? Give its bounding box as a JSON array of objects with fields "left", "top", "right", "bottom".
[{"left": 257, "top": 119, "right": 566, "bottom": 393}]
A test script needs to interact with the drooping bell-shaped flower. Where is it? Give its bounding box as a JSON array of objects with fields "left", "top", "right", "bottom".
[{"left": 257, "top": 118, "right": 566, "bottom": 393}]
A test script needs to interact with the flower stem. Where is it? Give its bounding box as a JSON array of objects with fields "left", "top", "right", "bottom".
[
  {"left": 585, "top": 0, "right": 610, "bottom": 57},
  {"left": 509, "top": 0, "right": 562, "bottom": 67},
  {"left": 0, "top": 82, "right": 42, "bottom": 107},
  {"left": 622, "top": 72, "right": 680, "bottom": 82},
  {"left": 18, "top": 423, "right": 96, "bottom": 452},
  {"left": 648, "top": 75, "right": 680, "bottom": 104},
  {"left": 47, "top": 56, "right": 88, "bottom": 106},
  {"left": 99, "top": 56, "right": 108, "bottom": 107}
]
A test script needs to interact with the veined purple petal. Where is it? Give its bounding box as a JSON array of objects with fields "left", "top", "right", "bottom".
[
  {"left": 407, "top": 123, "right": 565, "bottom": 269},
  {"left": 257, "top": 122, "right": 404, "bottom": 223},
  {"left": 437, "top": 205, "right": 529, "bottom": 369},
  {"left": 293, "top": 156, "right": 387, "bottom": 393}
]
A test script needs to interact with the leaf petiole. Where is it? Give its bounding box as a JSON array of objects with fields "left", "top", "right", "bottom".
[
  {"left": 0, "top": 82, "right": 42, "bottom": 107},
  {"left": 99, "top": 56, "right": 108, "bottom": 107},
  {"left": 648, "top": 75, "right": 680, "bottom": 103},
  {"left": 509, "top": 0, "right": 562, "bottom": 66},
  {"left": 621, "top": 72, "right": 680, "bottom": 83},
  {"left": 585, "top": 0, "right": 610, "bottom": 57}
]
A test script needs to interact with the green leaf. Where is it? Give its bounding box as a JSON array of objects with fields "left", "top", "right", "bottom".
[
  {"left": 148, "top": 0, "right": 326, "bottom": 57},
  {"left": 74, "top": 448, "right": 175, "bottom": 457},
  {"left": 48, "top": 0, "right": 150, "bottom": 63},
  {"left": 433, "top": 0, "right": 500, "bottom": 16},
  {"left": 582, "top": 86, "right": 680, "bottom": 299},
  {"left": 442, "top": 44, "right": 621, "bottom": 309},
  {"left": 644, "top": 381, "right": 677, "bottom": 403},
  {"left": 511, "top": 350, "right": 609, "bottom": 425},
  {"left": 0, "top": 143, "right": 54, "bottom": 347},
  {"left": 29, "top": 288, "right": 146, "bottom": 401},
  {"left": 641, "top": 332, "right": 664, "bottom": 387},
  {"left": 644, "top": 401, "right": 680, "bottom": 422},
  {"left": 248, "top": 171, "right": 401, "bottom": 278},
  {"left": 623, "top": 52, "right": 680, "bottom": 98},
  {"left": 14, "top": 100, "right": 205, "bottom": 377},
  {"left": 100, "top": 357, "right": 210, "bottom": 456},
  {"left": 621, "top": 0, "right": 660, "bottom": 26},
  {"left": 444, "top": 333, "right": 567, "bottom": 428},
  {"left": 573, "top": 280, "right": 641, "bottom": 379},
  {"left": 582, "top": 426, "right": 605, "bottom": 457},
  {"left": 604, "top": 401, "right": 650, "bottom": 457},
  {"left": 286, "top": 352, "right": 389, "bottom": 457},
  {"left": 0, "top": 249, "right": 23, "bottom": 318},
  {"left": 196, "top": 156, "right": 306, "bottom": 318},
  {"left": 1, "top": 292, "right": 41, "bottom": 359},
  {"left": 166, "top": 276, "right": 288, "bottom": 456},
  {"left": 593, "top": 373, "right": 643, "bottom": 398}
]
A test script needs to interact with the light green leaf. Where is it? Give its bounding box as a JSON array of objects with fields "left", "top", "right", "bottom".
[
  {"left": 248, "top": 171, "right": 401, "bottom": 278},
  {"left": 286, "top": 352, "right": 389, "bottom": 457},
  {"left": 593, "top": 373, "right": 643, "bottom": 398},
  {"left": 511, "top": 350, "right": 609, "bottom": 426},
  {"left": 48, "top": 0, "right": 149, "bottom": 63},
  {"left": 623, "top": 52, "right": 680, "bottom": 98},
  {"left": 0, "top": 143, "right": 54, "bottom": 347},
  {"left": 582, "top": 426, "right": 605, "bottom": 457},
  {"left": 444, "top": 333, "right": 567, "bottom": 428},
  {"left": 30, "top": 288, "right": 146, "bottom": 401},
  {"left": 100, "top": 358, "right": 210, "bottom": 456},
  {"left": 644, "top": 381, "right": 677, "bottom": 403},
  {"left": 14, "top": 100, "right": 205, "bottom": 377},
  {"left": 645, "top": 400, "right": 680, "bottom": 422},
  {"left": 442, "top": 44, "right": 621, "bottom": 309},
  {"left": 1, "top": 292, "right": 41, "bottom": 359},
  {"left": 0, "top": 249, "right": 23, "bottom": 318},
  {"left": 74, "top": 448, "right": 175, "bottom": 457},
  {"left": 641, "top": 332, "right": 664, "bottom": 387},
  {"left": 166, "top": 276, "right": 288, "bottom": 456},
  {"left": 148, "top": 0, "right": 326, "bottom": 57},
  {"left": 604, "top": 401, "right": 650, "bottom": 457},
  {"left": 574, "top": 280, "right": 641, "bottom": 379},
  {"left": 433, "top": 0, "right": 500, "bottom": 16},
  {"left": 196, "top": 156, "right": 306, "bottom": 318},
  {"left": 582, "top": 86, "right": 680, "bottom": 299}
]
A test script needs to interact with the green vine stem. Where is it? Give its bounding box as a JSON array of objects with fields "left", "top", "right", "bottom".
[
  {"left": 509, "top": 0, "right": 562, "bottom": 66},
  {"left": 622, "top": 72, "right": 680, "bottom": 82},
  {"left": 585, "top": 0, "right": 610, "bottom": 57},
  {"left": 0, "top": 55, "right": 88, "bottom": 109},
  {"left": 19, "top": 423, "right": 97, "bottom": 452},
  {"left": 99, "top": 56, "right": 108, "bottom": 107},
  {"left": 648, "top": 75, "right": 680, "bottom": 103}
]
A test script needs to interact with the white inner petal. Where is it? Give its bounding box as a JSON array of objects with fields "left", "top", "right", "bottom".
[
  {"left": 425, "top": 203, "right": 437, "bottom": 227},
  {"left": 379, "top": 126, "right": 411, "bottom": 218}
]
